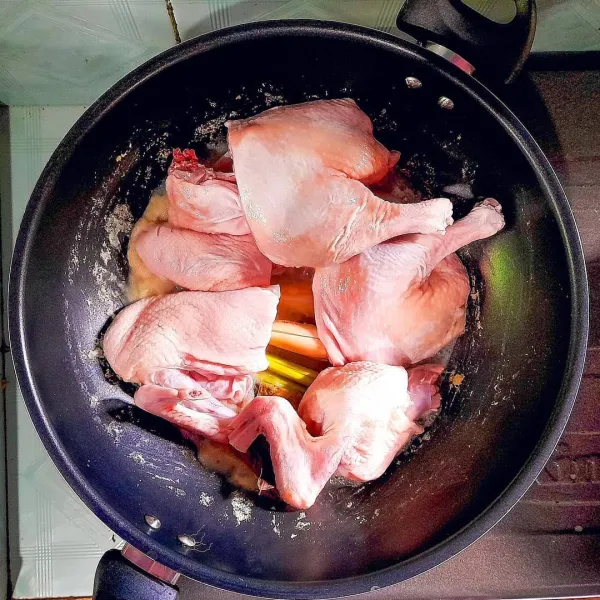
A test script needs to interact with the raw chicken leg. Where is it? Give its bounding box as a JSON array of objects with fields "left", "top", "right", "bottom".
[
  {"left": 135, "top": 224, "right": 271, "bottom": 292},
  {"left": 229, "top": 362, "right": 443, "bottom": 508},
  {"left": 227, "top": 99, "right": 453, "bottom": 267},
  {"left": 314, "top": 199, "right": 505, "bottom": 366},
  {"left": 166, "top": 149, "right": 250, "bottom": 235}
]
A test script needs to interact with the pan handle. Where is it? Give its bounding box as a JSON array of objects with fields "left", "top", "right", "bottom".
[
  {"left": 396, "top": 0, "right": 536, "bottom": 83},
  {"left": 93, "top": 550, "right": 179, "bottom": 600}
]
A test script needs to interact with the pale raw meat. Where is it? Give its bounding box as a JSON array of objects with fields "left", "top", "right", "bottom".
[
  {"left": 134, "top": 371, "right": 254, "bottom": 443},
  {"left": 166, "top": 148, "right": 250, "bottom": 235},
  {"left": 103, "top": 286, "right": 280, "bottom": 383},
  {"left": 135, "top": 224, "right": 272, "bottom": 292},
  {"left": 229, "top": 362, "right": 443, "bottom": 508},
  {"left": 127, "top": 192, "right": 177, "bottom": 301},
  {"left": 134, "top": 370, "right": 255, "bottom": 443},
  {"left": 104, "top": 287, "right": 278, "bottom": 442},
  {"left": 226, "top": 99, "right": 453, "bottom": 267},
  {"left": 135, "top": 384, "right": 239, "bottom": 443},
  {"left": 314, "top": 199, "right": 505, "bottom": 366}
]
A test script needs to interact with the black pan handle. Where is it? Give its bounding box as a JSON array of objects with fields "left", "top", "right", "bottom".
[
  {"left": 396, "top": 0, "right": 536, "bottom": 83},
  {"left": 93, "top": 550, "right": 179, "bottom": 600}
]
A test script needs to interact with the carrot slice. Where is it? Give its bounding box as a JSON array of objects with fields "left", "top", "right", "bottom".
[
  {"left": 269, "top": 321, "right": 328, "bottom": 360},
  {"left": 275, "top": 279, "right": 315, "bottom": 322}
]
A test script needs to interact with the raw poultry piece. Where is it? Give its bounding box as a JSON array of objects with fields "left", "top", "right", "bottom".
[
  {"left": 127, "top": 192, "right": 177, "bottom": 301},
  {"left": 226, "top": 98, "right": 453, "bottom": 267},
  {"left": 166, "top": 148, "right": 249, "bottom": 235},
  {"left": 135, "top": 223, "right": 271, "bottom": 292},
  {"left": 314, "top": 199, "right": 505, "bottom": 366},
  {"left": 229, "top": 362, "right": 443, "bottom": 508},
  {"left": 104, "top": 286, "right": 279, "bottom": 381},
  {"left": 135, "top": 381, "right": 246, "bottom": 443},
  {"left": 103, "top": 287, "right": 279, "bottom": 439}
]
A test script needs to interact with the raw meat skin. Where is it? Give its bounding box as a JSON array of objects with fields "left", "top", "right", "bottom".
[
  {"left": 134, "top": 370, "right": 254, "bottom": 443},
  {"left": 127, "top": 192, "right": 177, "bottom": 301},
  {"left": 103, "top": 286, "right": 280, "bottom": 383},
  {"left": 314, "top": 199, "right": 505, "bottom": 366},
  {"left": 229, "top": 362, "right": 443, "bottom": 508},
  {"left": 227, "top": 99, "right": 453, "bottom": 267},
  {"left": 135, "top": 223, "right": 272, "bottom": 292},
  {"left": 166, "top": 148, "right": 249, "bottom": 235},
  {"left": 135, "top": 384, "right": 238, "bottom": 443}
]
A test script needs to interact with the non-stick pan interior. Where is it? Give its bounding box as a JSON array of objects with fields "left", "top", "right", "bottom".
[{"left": 13, "top": 24, "right": 575, "bottom": 592}]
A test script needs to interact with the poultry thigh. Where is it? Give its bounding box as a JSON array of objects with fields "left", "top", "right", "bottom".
[
  {"left": 314, "top": 199, "right": 505, "bottom": 366},
  {"left": 227, "top": 99, "right": 453, "bottom": 267}
]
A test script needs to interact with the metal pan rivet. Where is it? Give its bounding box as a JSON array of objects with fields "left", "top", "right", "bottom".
[
  {"left": 438, "top": 96, "right": 454, "bottom": 110},
  {"left": 405, "top": 77, "right": 422, "bottom": 89},
  {"left": 178, "top": 534, "right": 196, "bottom": 548},
  {"left": 145, "top": 515, "right": 161, "bottom": 530}
]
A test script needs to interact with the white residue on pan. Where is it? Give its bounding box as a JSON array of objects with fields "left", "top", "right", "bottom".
[
  {"left": 106, "top": 204, "right": 133, "bottom": 249},
  {"left": 167, "top": 485, "right": 186, "bottom": 497},
  {"left": 271, "top": 514, "right": 281, "bottom": 537},
  {"left": 69, "top": 200, "right": 133, "bottom": 313},
  {"left": 67, "top": 229, "right": 82, "bottom": 285},
  {"left": 128, "top": 451, "right": 159, "bottom": 469},
  {"left": 443, "top": 182, "right": 474, "bottom": 199},
  {"left": 230, "top": 492, "right": 253, "bottom": 526},
  {"left": 199, "top": 492, "right": 214, "bottom": 507},
  {"left": 105, "top": 421, "right": 124, "bottom": 444},
  {"left": 89, "top": 395, "right": 100, "bottom": 408},
  {"left": 87, "top": 347, "right": 104, "bottom": 360},
  {"left": 194, "top": 115, "right": 228, "bottom": 141},
  {"left": 295, "top": 512, "right": 311, "bottom": 531},
  {"left": 264, "top": 92, "right": 284, "bottom": 107},
  {"left": 95, "top": 203, "right": 133, "bottom": 307}
]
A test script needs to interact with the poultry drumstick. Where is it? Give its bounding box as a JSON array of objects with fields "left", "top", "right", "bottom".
[
  {"left": 226, "top": 99, "right": 453, "bottom": 267},
  {"left": 314, "top": 199, "right": 505, "bottom": 366}
]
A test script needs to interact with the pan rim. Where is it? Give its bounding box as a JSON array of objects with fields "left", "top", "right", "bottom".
[{"left": 8, "top": 19, "right": 589, "bottom": 599}]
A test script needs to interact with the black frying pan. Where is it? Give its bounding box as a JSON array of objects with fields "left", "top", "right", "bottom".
[{"left": 9, "top": 1, "right": 589, "bottom": 598}]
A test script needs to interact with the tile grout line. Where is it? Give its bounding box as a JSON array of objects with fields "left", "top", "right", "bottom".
[{"left": 163, "top": 0, "right": 182, "bottom": 44}]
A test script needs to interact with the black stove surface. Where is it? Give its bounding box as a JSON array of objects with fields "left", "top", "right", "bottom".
[{"left": 180, "top": 62, "right": 600, "bottom": 600}]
